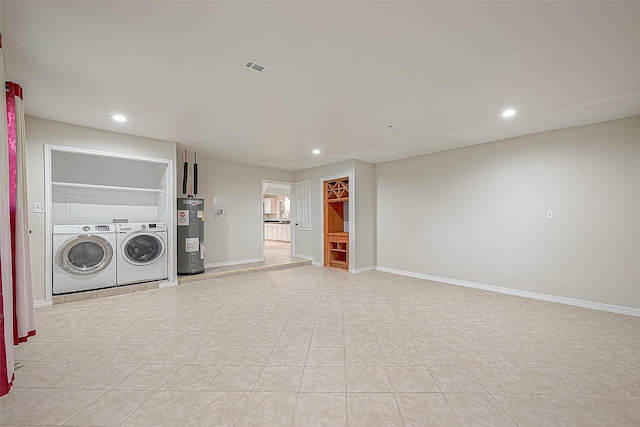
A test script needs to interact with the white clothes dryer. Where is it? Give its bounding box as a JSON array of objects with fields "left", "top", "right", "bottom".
[
  {"left": 52, "top": 224, "right": 117, "bottom": 295},
  {"left": 116, "top": 222, "right": 168, "bottom": 285}
]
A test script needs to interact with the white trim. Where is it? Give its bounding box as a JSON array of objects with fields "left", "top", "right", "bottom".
[
  {"left": 44, "top": 145, "right": 53, "bottom": 301},
  {"left": 34, "top": 299, "right": 53, "bottom": 308},
  {"left": 293, "top": 254, "right": 315, "bottom": 262},
  {"left": 312, "top": 261, "right": 323, "bottom": 267},
  {"left": 43, "top": 144, "right": 176, "bottom": 300},
  {"left": 261, "top": 179, "right": 294, "bottom": 260},
  {"left": 319, "top": 172, "right": 354, "bottom": 270},
  {"left": 159, "top": 280, "right": 178, "bottom": 288},
  {"left": 165, "top": 160, "right": 176, "bottom": 284},
  {"left": 44, "top": 144, "right": 170, "bottom": 164},
  {"left": 376, "top": 266, "right": 640, "bottom": 317},
  {"left": 352, "top": 266, "right": 375, "bottom": 274},
  {"left": 205, "top": 258, "right": 262, "bottom": 268}
]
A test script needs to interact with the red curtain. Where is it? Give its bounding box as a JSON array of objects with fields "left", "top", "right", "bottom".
[
  {"left": 1, "top": 34, "right": 36, "bottom": 397},
  {"left": 7, "top": 81, "right": 36, "bottom": 346},
  {"left": 0, "top": 30, "right": 13, "bottom": 398}
]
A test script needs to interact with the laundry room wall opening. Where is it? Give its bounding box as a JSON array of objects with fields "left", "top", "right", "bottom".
[
  {"left": 44, "top": 145, "right": 176, "bottom": 300},
  {"left": 261, "top": 179, "right": 294, "bottom": 264}
]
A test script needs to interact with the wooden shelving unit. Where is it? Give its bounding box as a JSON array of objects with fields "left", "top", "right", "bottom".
[{"left": 324, "top": 177, "right": 349, "bottom": 270}]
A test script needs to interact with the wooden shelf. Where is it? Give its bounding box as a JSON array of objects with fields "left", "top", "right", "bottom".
[
  {"left": 324, "top": 177, "right": 349, "bottom": 271},
  {"left": 325, "top": 178, "right": 349, "bottom": 201}
]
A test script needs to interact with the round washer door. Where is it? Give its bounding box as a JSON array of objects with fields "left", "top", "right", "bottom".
[
  {"left": 57, "top": 235, "right": 114, "bottom": 276},
  {"left": 121, "top": 232, "right": 165, "bottom": 266}
]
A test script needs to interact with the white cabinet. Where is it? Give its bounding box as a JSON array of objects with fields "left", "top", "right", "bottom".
[
  {"left": 265, "top": 223, "right": 275, "bottom": 240},
  {"left": 264, "top": 223, "right": 290, "bottom": 242},
  {"left": 263, "top": 197, "right": 276, "bottom": 214}
]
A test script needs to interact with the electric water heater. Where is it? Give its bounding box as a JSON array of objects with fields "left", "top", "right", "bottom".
[{"left": 177, "top": 197, "right": 205, "bottom": 275}]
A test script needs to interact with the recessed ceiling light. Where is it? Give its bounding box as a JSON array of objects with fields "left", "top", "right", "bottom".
[
  {"left": 312, "top": 149, "right": 321, "bottom": 155},
  {"left": 112, "top": 114, "right": 127, "bottom": 122},
  {"left": 502, "top": 109, "right": 516, "bottom": 118}
]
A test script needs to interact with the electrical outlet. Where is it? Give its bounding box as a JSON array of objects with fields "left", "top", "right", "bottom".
[
  {"left": 547, "top": 211, "right": 553, "bottom": 219},
  {"left": 33, "top": 203, "right": 45, "bottom": 213},
  {"left": 469, "top": 221, "right": 475, "bottom": 229}
]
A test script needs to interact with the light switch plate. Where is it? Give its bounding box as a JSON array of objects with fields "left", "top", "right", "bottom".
[{"left": 547, "top": 211, "right": 553, "bottom": 219}]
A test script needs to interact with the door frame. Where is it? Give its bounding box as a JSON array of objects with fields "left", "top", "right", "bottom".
[
  {"left": 319, "top": 172, "right": 355, "bottom": 271},
  {"left": 260, "top": 179, "right": 294, "bottom": 261}
]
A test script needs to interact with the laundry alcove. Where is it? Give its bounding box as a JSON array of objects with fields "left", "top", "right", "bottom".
[{"left": 44, "top": 145, "right": 176, "bottom": 300}]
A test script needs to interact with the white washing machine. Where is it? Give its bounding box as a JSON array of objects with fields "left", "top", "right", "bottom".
[
  {"left": 116, "top": 222, "right": 168, "bottom": 285},
  {"left": 52, "top": 224, "right": 117, "bottom": 295}
]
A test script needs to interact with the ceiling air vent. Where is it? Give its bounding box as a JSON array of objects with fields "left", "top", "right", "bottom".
[
  {"left": 259, "top": 156, "right": 299, "bottom": 167},
  {"left": 245, "top": 59, "right": 273, "bottom": 75}
]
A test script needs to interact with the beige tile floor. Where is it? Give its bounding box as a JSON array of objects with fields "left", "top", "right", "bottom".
[
  {"left": 179, "top": 241, "right": 308, "bottom": 284},
  {"left": 263, "top": 240, "right": 294, "bottom": 265},
  {"left": 1, "top": 265, "right": 639, "bottom": 426}
]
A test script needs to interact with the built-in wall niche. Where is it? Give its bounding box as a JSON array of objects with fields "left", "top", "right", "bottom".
[
  {"left": 324, "top": 177, "right": 350, "bottom": 270},
  {"left": 51, "top": 150, "right": 165, "bottom": 189},
  {"left": 50, "top": 149, "right": 169, "bottom": 225}
]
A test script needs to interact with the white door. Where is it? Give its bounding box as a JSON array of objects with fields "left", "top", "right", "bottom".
[{"left": 293, "top": 180, "right": 311, "bottom": 230}]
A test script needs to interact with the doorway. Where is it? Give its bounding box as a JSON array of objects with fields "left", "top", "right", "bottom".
[{"left": 261, "top": 180, "right": 294, "bottom": 265}]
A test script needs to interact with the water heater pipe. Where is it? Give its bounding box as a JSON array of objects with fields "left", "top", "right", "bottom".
[
  {"left": 182, "top": 149, "right": 188, "bottom": 196},
  {"left": 193, "top": 151, "right": 198, "bottom": 196}
]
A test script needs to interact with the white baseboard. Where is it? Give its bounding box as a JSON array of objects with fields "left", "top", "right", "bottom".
[
  {"left": 352, "top": 266, "right": 375, "bottom": 274},
  {"left": 294, "top": 254, "right": 321, "bottom": 267},
  {"left": 375, "top": 266, "right": 640, "bottom": 317},
  {"left": 293, "top": 254, "right": 314, "bottom": 262},
  {"left": 34, "top": 299, "right": 53, "bottom": 308},
  {"left": 205, "top": 258, "right": 262, "bottom": 269},
  {"left": 159, "top": 280, "right": 178, "bottom": 288}
]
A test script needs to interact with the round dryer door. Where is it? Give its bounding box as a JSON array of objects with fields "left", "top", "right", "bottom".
[
  {"left": 122, "top": 233, "right": 165, "bottom": 265},
  {"left": 57, "top": 235, "right": 114, "bottom": 276}
]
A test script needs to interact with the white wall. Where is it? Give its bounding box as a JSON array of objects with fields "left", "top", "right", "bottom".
[
  {"left": 26, "top": 116, "right": 177, "bottom": 302},
  {"left": 292, "top": 160, "right": 376, "bottom": 271},
  {"left": 354, "top": 160, "right": 376, "bottom": 271},
  {"left": 176, "top": 146, "right": 293, "bottom": 266},
  {"left": 27, "top": 114, "right": 638, "bottom": 311},
  {"left": 375, "top": 116, "right": 640, "bottom": 310}
]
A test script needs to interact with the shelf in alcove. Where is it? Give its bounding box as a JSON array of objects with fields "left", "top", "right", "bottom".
[
  {"left": 327, "top": 197, "right": 349, "bottom": 203},
  {"left": 52, "top": 181, "right": 163, "bottom": 193}
]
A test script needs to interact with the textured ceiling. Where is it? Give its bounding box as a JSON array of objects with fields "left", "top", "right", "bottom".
[{"left": 2, "top": 1, "right": 640, "bottom": 170}]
